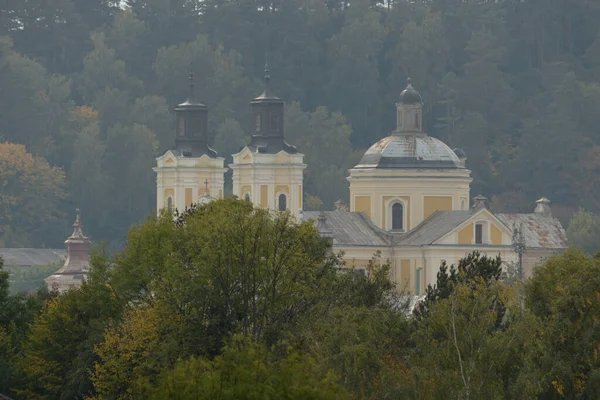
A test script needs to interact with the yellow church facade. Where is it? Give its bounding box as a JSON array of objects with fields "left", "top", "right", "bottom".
[{"left": 155, "top": 72, "right": 567, "bottom": 295}]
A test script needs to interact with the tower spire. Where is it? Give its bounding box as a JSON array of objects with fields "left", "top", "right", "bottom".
[
  {"left": 70, "top": 208, "right": 85, "bottom": 239},
  {"left": 173, "top": 72, "right": 217, "bottom": 158},
  {"left": 188, "top": 73, "right": 196, "bottom": 102},
  {"left": 264, "top": 54, "right": 271, "bottom": 85}
]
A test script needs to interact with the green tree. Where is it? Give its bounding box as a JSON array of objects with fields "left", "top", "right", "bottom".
[
  {"left": 69, "top": 121, "right": 109, "bottom": 241},
  {"left": 77, "top": 32, "right": 142, "bottom": 105},
  {"left": 0, "top": 256, "right": 56, "bottom": 396},
  {"left": 326, "top": 0, "right": 386, "bottom": 147},
  {"left": 91, "top": 199, "right": 345, "bottom": 397},
  {"left": 0, "top": 143, "right": 67, "bottom": 247},
  {"left": 410, "top": 279, "right": 541, "bottom": 399},
  {"left": 139, "top": 335, "right": 347, "bottom": 400},
  {"left": 0, "top": 37, "right": 71, "bottom": 151},
  {"left": 212, "top": 117, "right": 247, "bottom": 160},
  {"left": 525, "top": 250, "right": 600, "bottom": 398},
  {"left": 416, "top": 251, "right": 502, "bottom": 319},
  {"left": 285, "top": 102, "right": 354, "bottom": 208},
  {"left": 566, "top": 209, "right": 600, "bottom": 255},
  {"left": 15, "top": 261, "right": 120, "bottom": 400}
]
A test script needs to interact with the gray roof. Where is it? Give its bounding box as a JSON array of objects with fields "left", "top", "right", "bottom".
[
  {"left": 355, "top": 134, "right": 464, "bottom": 169},
  {"left": 303, "top": 209, "right": 568, "bottom": 250},
  {"left": 303, "top": 211, "right": 389, "bottom": 246},
  {"left": 497, "top": 213, "right": 568, "bottom": 249},
  {"left": 0, "top": 248, "right": 65, "bottom": 267},
  {"left": 398, "top": 211, "right": 473, "bottom": 246}
]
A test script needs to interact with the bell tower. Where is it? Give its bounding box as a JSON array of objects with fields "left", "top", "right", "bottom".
[
  {"left": 230, "top": 60, "right": 306, "bottom": 217},
  {"left": 154, "top": 74, "right": 227, "bottom": 213},
  {"left": 395, "top": 78, "right": 424, "bottom": 133}
]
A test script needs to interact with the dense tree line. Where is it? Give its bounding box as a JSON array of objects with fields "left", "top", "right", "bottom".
[
  {"left": 0, "top": 199, "right": 599, "bottom": 399},
  {"left": 2, "top": 0, "right": 600, "bottom": 249}
]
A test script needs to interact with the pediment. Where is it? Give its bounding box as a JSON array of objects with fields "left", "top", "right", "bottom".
[
  {"left": 156, "top": 150, "right": 178, "bottom": 166},
  {"left": 434, "top": 208, "right": 513, "bottom": 245},
  {"left": 232, "top": 147, "right": 253, "bottom": 163}
]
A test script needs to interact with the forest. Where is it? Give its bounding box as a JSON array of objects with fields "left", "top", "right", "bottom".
[
  {"left": 1, "top": 199, "right": 599, "bottom": 399},
  {"left": 2, "top": 0, "right": 600, "bottom": 249}
]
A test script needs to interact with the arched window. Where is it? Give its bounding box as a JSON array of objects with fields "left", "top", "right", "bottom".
[
  {"left": 461, "top": 199, "right": 466, "bottom": 210},
  {"left": 167, "top": 197, "right": 173, "bottom": 213},
  {"left": 414, "top": 112, "right": 420, "bottom": 129},
  {"left": 278, "top": 194, "right": 287, "bottom": 211},
  {"left": 244, "top": 193, "right": 250, "bottom": 202},
  {"left": 392, "top": 203, "right": 403, "bottom": 231}
]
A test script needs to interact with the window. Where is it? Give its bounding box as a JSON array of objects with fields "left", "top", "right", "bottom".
[
  {"left": 270, "top": 113, "right": 280, "bottom": 131},
  {"left": 167, "top": 197, "right": 173, "bottom": 213},
  {"left": 244, "top": 193, "right": 250, "bottom": 202},
  {"left": 415, "top": 112, "right": 420, "bottom": 129},
  {"left": 392, "top": 203, "right": 403, "bottom": 231},
  {"left": 178, "top": 117, "right": 185, "bottom": 136},
  {"left": 190, "top": 116, "right": 202, "bottom": 136},
  {"left": 415, "top": 268, "right": 421, "bottom": 296},
  {"left": 475, "top": 223, "right": 483, "bottom": 244},
  {"left": 461, "top": 199, "right": 466, "bottom": 210},
  {"left": 255, "top": 114, "right": 261, "bottom": 132},
  {"left": 278, "top": 194, "right": 287, "bottom": 211}
]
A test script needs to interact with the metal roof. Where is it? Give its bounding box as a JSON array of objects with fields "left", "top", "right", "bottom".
[
  {"left": 398, "top": 211, "right": 473, "bottom": 246},
  {"left": 303, "top": 209, "right": 568, "bottom": 250},
  {"left": 303, "top": 211, "right": 390, "bottom": 247},
  {"left": 355, "top": 134, "right": 464, "bottom": 169},
  {"left": 0, "top": 248, "right": 65, "bottom": 267},
  {"left": 497, "top": 213, "right": 568, "bottom": 249}
]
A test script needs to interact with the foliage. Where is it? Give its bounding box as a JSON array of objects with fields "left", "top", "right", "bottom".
[
  {"left": 416, "top": 250, "right": 503, "bottom": 319},
  {"left": 525, "top": 249, "right": 600, "bottom": 398},
  {"left": 138, "top": 335, "right": 347, "bottom": 400},
  {"left": 297, "top": 306, "right": 410, "bottom": 399},
  {"left": 566, "top": 209, "right": 600, "bottom": 255},
  {"left": 14, "top": 266, "right": 121, "bottom": 400},
  {"left": 91, "top": 199, "right": 348, "bottom": 398},
  {"left": 0, "top": 256, "right": 55, "bottom": 396},
  {"left": 409, "top": 279, "right": 542, "bottom": 399},
  {"left": 0, "top": 143, "right": 67, "bottom": 247},
  {"left": 2, "top": 0, "right": 600, "bottom": 246}
]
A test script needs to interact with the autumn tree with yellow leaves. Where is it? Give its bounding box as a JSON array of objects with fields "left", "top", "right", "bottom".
[{"left": 0, "top": 143, "right": 67, "bottom": 247}]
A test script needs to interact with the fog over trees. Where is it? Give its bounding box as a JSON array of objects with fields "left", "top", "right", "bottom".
[{"left": 1, "top": 0, "right": 600, "bottom": 249}]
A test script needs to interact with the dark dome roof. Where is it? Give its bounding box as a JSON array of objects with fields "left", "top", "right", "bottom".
[
  {"left": 355, "top": 135, "right": 463, "bottom": 169},
  {"left": 399, "top": 78, "right": 423, "bottom": 105}
]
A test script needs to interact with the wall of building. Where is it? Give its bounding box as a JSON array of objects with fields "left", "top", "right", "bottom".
[
  {"left": 154, "top": 151, "right": 227, "bottom": 212},
  {"left": 348, "top": 168, "right": 472, "bottom": 231},
  {"left": 230, "top": 148, "right": 305, "bottom": 218}
]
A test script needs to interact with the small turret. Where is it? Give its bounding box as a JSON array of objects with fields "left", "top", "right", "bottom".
[
  {"left": 534, "top": 197, "right": 552, "bottom": 217},
  {"left": 44, "top": 209, "right": 91, "bottom": 293},
  {"left": 316, "top": 212, "right": 334, "bottom": 240},
  {"left": 395, "top": 78, "right": 424, "bottom": 134},
  {"left": 472, "top": 195, "right": 488, "bottom": 211}
]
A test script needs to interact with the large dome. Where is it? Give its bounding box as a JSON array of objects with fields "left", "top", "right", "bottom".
[{"left": 355, "top": 135, "right": 463, "bottom": 169}]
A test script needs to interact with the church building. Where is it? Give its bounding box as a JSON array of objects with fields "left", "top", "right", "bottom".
[{"left": 155, "top": 72, "right": 567, "bottom": 295}]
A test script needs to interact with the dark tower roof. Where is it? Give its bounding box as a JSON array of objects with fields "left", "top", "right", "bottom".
[
  {"left": 399, "top": 78, "right": 423, "bottom": 105},
  {"left": 173, "top": 73, "right": 218, "bottom": 158},
  {"left": 247, "top": 59, "right": 297, "bottom": 154}
]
